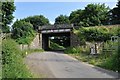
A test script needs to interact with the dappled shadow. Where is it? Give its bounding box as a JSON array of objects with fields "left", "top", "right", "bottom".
[{"left": 45, "top": 48, "right": 65, "bottom": 52}]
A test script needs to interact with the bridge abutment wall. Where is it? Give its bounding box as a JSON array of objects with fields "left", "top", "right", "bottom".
[{"left": 70, "top": 32, "right": 81, "bottom": 47}]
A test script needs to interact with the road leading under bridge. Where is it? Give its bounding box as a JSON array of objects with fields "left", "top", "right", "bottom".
[{"left": 24, "top": 51, "right": 119, "bottom": 78}]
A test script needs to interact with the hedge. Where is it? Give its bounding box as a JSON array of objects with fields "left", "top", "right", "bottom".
[{"left": 2, "top": 39, "right": 32, "bottom": 78}]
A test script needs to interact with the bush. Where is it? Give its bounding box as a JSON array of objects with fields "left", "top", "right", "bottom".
[
  {"left": 16, "top": 36, "right": 35, "bottom": 44},
  {"left": 76, "top": 26, "right": 119, "bottom": 42},
  {"left": 2, "top": 39, "right": 33, "bottom": 78},
  {"left": 12, "top": 20, "right": 36, "bottom": 44},
  {"left": 99, "top": 50, "right": 119, "bottom": 72},
  {"left": 100, "top": 40, "right": 120, "bottom": 72}
]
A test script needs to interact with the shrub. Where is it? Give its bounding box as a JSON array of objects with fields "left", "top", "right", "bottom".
[
  {"left": 12, "top": 20, "right": 36, "bottom": 44},
  {"left": 76, "top": 26, "right": 118, "bottom": 42},
  {"left": 100, "top": 40, "right": 120, "bottom": 72},
  {"left": 16, "top": 36, "right": 35, "bottom": 44},
  {"left": 99, "top": 50, "right": 119, "bottom": 72},
  {"left": 2, "top": 39, "right": 32, "bottom": 78}
]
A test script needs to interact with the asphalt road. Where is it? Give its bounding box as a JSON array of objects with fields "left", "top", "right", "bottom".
[{"left": 24, "top": 51, "right": 119, "bottom": 78}]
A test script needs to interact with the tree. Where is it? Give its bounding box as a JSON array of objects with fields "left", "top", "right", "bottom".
[
  {"left": 110, "top": 1, "right": 120, "bottom": 24},
  {"left": 69, "top": 3, "right": 110, "bottom": 27},
  {"left": 1, "top": 2, "right": 16, "bottom": 33},
  {"left": 69, "top": 9, "right": 84, "bottom": 26},
  {"left": 23, "top": 15, "right": 49, "bottom": 31},
  {"left": 12, "top": 20, "right": 35, "bottom": 39},
  {"left": 54, "top": 15, "right": 70, "bottom": 25}
]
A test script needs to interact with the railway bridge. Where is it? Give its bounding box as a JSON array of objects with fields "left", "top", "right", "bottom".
[{"left": 37, "top": 24, "right": 81, "bottom": 50}]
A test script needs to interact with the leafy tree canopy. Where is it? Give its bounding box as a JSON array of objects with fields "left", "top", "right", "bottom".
[
  {"left": 69, "top": 3, "right": 110, "bottom": 27},
  {"left": 1, "top": 1, "right": 16, "bottom": 33},
  {"left": 54, "top": 15, "right": 70, "bottom": 25},
  {"left": 110, "top": 0, "right": 120, "bottom": 24},
  {"left": 12, "top": 20, "right": 35, "bottom": 39},
  {"left": 23, "top": 15, "right": 49, "bottom": 31},
  {"left": 69, "top": 9, "right": 84, "bottom": 26}
]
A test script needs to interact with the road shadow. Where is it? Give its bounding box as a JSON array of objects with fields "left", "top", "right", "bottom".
[{"left": 46, "top": 49, "right": 65, "bottom": 54}]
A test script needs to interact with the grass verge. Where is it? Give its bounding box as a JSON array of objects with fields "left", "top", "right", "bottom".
[
  {"left": 2, "top": 39, "right": 36, "bottom": 78},
  {"left": 64, "top": 42, "right": 119, "bottom": 72}
]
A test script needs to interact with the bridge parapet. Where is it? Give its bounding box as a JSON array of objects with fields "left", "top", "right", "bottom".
[{"left": 39, "top": 24, "right": 74, "bottom": 30}]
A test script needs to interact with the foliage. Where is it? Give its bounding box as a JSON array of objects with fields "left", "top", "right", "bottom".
[
  {"left": 12, "top": 20, "right": 36, "bottom": 44},
  {"left": 65, "top": 41, "right": 119, "bottom": 72},
  {"left": 99, "top": 41, "right": 119, "bottom": 72},
  {"left": 64, "top": 46, "right": 89, "bottom": 55},
  {"left": 69, "top": 9, "right": 84, "bottom": 26},
  {"left": 69, "top": 3, "right": 110, "bottom": 26},
  {"left": 2, "top": 39, "right": 33, "bottom": 78},
  {"left": 16, "top": 36, "right": 35, "bottom": 44},
  {"left": 50, "top": 41, "right": 65, "bottom": 50},
  {"left": 1, "top": 1, "right": 16, "bottom": 33},
  {"left": 75, "top": 26, "right": 119, "bottom": 42},
  {"left": 23, "top": 15, "right": 49, "bottom": 31},
  {"left": 54, "top": 15, "right": 70, "bottom": 24},
  {"left": 99, "top": 51, "right": 119, "bottom": 72},
  {"left": 110, "top": 1, "right": 120, "bottom": 24}
]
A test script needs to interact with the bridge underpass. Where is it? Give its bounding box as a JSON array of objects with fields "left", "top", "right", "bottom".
[
  {"left": 42, "top": 32, "right": 70, "bottom": 51},
  {"left": 38, "top": 24, "right": 81, "bottom": 51}
]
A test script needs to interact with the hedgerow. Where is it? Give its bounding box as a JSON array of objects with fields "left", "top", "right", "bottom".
[
  {"left": 2, "top": 39, "right": 33, "bottom": 78},
  {"left": 75, "top": 26, "right": 119, "bottom": 42}
]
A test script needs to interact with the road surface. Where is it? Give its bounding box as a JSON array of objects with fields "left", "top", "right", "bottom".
[{"left": 24, "top": 51, "right": 119, "bottom": 78}]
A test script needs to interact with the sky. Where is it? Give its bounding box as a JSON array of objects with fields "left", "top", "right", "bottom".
[{"left": 13, "top": 1, "right": 118, "bottom": 24}]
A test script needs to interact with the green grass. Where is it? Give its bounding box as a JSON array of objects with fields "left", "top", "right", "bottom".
[
  {"left": 50, "top": 41, "right": 65, "bottom": 50},
  {"left": 64, "top": 41, "right": 119, "bottom": 72},
  {"left": 2, "top": 39, "right": 34, "bottom": 78}
]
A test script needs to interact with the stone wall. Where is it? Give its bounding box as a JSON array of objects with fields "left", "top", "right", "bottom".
[
  {"left": 19, "top": 32, "right": 83, "bottom": 50},
  {"left": 70, "top": 32, "right": 81, "bottom": 47},
  {"left": 29, "top": 33, "right": 42, "bottom": 49}
]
